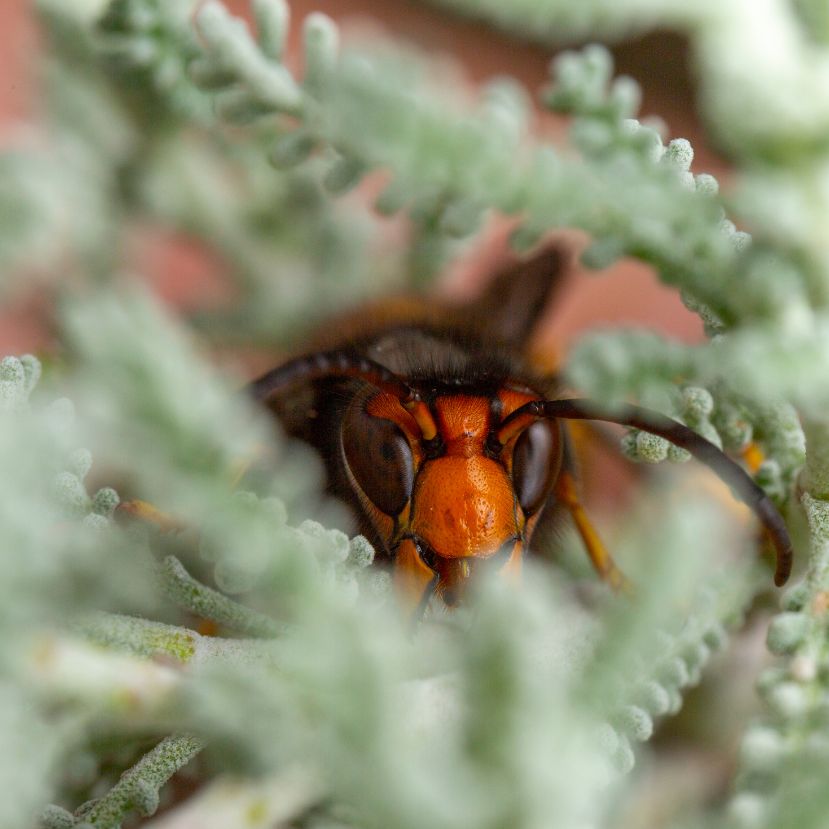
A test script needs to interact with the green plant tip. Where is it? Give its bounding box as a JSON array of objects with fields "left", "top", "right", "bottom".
[{"left": 766, "top": 612, "right": 810, "bottom": 655}]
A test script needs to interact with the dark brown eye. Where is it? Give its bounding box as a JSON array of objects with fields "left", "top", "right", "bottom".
[
  {"left": 342, "top": 404, "right": 414, "bottom": 516},
  {"left": 512, "top": 421, "right": 559, "bottom": 515}
]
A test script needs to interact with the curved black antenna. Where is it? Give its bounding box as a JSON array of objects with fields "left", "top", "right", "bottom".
[
  {"left": 249, "top": 350, "right": 415, "bottom": 403},
  {"left": 249, "top": 349, "right": 442, "bottom": 441},
  {"left": 498, "top": 398, "right": 793, "bottom": 586}
]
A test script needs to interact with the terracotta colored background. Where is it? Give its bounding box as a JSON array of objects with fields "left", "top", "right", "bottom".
[
  {"left": 0, "top": 0, "right": 38, "bottom": 354},
  {"left": 0, "top": 0, "right": 717, "bottom": 358},
  {"left": 0, "top": 0, "right": 728, "bottom": 522}
]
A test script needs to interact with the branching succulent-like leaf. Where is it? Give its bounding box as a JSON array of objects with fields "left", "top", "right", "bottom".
[{"left": 2, "top": 0, "right": 829, "bottom": 827}]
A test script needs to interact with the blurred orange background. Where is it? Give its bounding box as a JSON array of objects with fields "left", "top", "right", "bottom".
[{"left": 0, "top": 0, "right": 719, "bottom": 359}]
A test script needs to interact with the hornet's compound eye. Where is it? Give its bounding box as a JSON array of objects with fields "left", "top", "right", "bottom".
[
  {"left": 342, "top": 403, "right": 414, "bottom": 516},
  {"left": 511, "top": 420, "right": 561, "bottom": 516}
]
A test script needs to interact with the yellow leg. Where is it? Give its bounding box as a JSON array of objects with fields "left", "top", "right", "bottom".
[
  {"left": 229, "top": 457, "right": 253, "bottom": 489},
  {"left": 741, "top": 441, "right": 765, "bottom": 474},
  {"left": 116, "top": 499, "right": 183, "bottom": 533},
  {"left": 229, "top": 441, "right": 272, "bottom": 489},
  {"left": 555, "top": 471, "right": 632, "bottom": 594},
  {"left": 118, "top": 444, "right": 267, "bottom": 533}
]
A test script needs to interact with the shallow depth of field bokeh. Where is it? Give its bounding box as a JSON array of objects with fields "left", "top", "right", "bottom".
[{"left": 2, "top": 2, "right": 829, "bottom": 829}]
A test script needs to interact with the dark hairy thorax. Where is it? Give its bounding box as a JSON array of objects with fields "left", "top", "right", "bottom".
[
  {"left": 251, "top": 245, "right": 795, "bottom": 591},
  {"left": 260, "top": 249, "right": 573, "bottom": 555},
  {"left": 265, "top": 321, "right": 560, "bottom": 548}
]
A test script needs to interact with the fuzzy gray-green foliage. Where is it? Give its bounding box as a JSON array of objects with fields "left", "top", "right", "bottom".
[{"left": 1, "top": 1, "right": 828, "bottom": 828}]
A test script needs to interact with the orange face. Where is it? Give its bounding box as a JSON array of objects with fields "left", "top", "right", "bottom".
[{"left": 340, "top": 388, "right": 562, "bottom": 613}]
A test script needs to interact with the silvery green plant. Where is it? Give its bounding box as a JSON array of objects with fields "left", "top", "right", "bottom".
[{"left": 0, "top": 0, "right": 828, "bottom": 827}]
